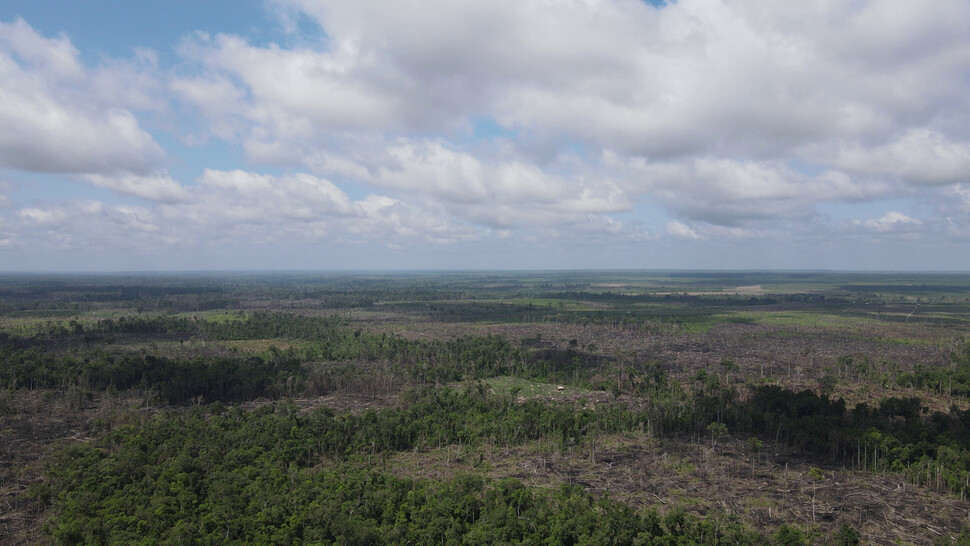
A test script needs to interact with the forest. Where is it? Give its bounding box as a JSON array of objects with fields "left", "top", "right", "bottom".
[{"left": 2, "top": 271, "right": 970, "bottom": 544}]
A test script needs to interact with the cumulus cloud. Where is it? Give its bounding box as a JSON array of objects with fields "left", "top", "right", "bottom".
[
  {"left": 613, "top": 156, "right": 888, "bottom": 227},
  {"left": 302, "top": 139, "right": 632, "bottom": 230},
  {"left": 16, "top": 200, "right": 171, "bottom": 251},
  {"left": 169, "top": 74, "right": 248, "bottom": 140},
  {"left": 4, "top": 169, "right": 480, "bottom": 255},
  {"left": 0, "top": 180, "right": 11, "bottom": 209},
  {"left": 194, "top": 169, "right": 357, "bottom": 221},
  {"left": 666, "top": 220, "right": 700, "bottom": 240},
  {"left": 160, "top": 1, "right": 970, "bottom": 248},
  {"left": 861, "top": 211, "right": 922, "bottom": 233},
  {"left": 182, "top": 1, "right": 970, "bottom": 162},
  {"left": 0, "top": 19, "right": 164, "bottom": 174},
  {"left": 372, "top": 140, "right": 628, "bottom": 225},
  {"left": 815, "top": 130, "right": 970, "bottom": 186},
  {"left": 5, "top": 1, "right": 970, "bottom": 268},
  {"left": 942, "top": 184, "right": 970, "bottom": 216},
  {"left": 173, "top": 169, "right": 478, "bottom": 246},
  {"left": 19, "top": 206, "right": 70, "bottom": 227},
  {"left": 84, "top": 172, "right": 191, "bottom": 203},
  {"left": 176, "top": 31, "right": 402, "bottom": 142},
  {"left": 0, "top": 208, "right": 18, "bottom": 249}
]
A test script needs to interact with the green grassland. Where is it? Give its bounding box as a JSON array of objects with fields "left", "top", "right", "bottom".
[{"left": 480, "top": 375, "right": 589, "bottom": 399}]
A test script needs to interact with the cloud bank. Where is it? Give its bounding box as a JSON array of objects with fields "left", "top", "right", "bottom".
[{"left": 2, "top": 1, "right": 970, "bottom": 270}]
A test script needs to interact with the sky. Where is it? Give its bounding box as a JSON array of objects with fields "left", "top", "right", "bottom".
[{"left": 1, "top": 1, "right": 970, "bottom": 272}]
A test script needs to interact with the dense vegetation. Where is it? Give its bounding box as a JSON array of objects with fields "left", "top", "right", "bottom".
[{"left": 39, "top": 399, "right": 770, "bottom": 545}]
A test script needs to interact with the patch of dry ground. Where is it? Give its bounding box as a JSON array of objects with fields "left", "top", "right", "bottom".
[
  {"left": 356, "top": 318, "right": 961, "bottom": 407},
  {"left": 386, "top": 433, "right": 970, "bottom": 545}
]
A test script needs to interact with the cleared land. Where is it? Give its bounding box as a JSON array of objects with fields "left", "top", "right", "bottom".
[{"left": 2, "top": 271, "right": 970, "bottom": 544}]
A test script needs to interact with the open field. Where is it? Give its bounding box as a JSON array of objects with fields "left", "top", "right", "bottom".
[{"left": 2, "top": 271, "right": 970, "bottom": 544}]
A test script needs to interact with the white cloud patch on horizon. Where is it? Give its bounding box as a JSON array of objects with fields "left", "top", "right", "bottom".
[{"left": 6, "top": 169, "right": 481, "bottom": 253}]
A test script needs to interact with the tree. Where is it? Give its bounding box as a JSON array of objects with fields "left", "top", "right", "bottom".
[
  {"left": 772, "top": 525, "right": 809, "bottom": 545},
  {"left": 808, "top": 467, "right": 824, "bottom": 523},
  {"left": 707, "top": 421, "right": 728, "bottom": 451},
  {"left": 720, "top": 357, "right": 739, "bottom": 383},
  {"left": 747, "top": 437, "right": 764, "bottom": 478},
  {"left": 832, "top": 523, "right": 860, "bottom": 545}
]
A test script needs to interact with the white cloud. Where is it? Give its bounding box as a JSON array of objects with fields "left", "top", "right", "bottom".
[
  {"left": 666, "top": 220, "right": 700, "bottom": 240},
  {"left": 814, "top": 129, "right": 970, "bottom": 186},
  {"left": 161, "top": 169, "right": 480, "bottom": 247},
  {"left": 942, "top": 184, "right": 970, "bottom": 216},
  {"left": 177, "top": 31, "right": 403, "bottom": 139},
  {"left": 196, "top": 169, "right": 356, "bottom": 218},
  {"left": 169, "top": 74, "right": 253, "bottom": 140},
  {"left": 15, "top": 200, "right": 172, "bottom": 250},
  {"left": 860, "top": 211, "right": 922, "bottom": 233},
  {"left": 375, "top": 140, "right": 624, "bottom": 209},
  {"left": 616, "top": 156, "right": 888, "bottom": 227},
  {"left": 4, "top": 169, "right": 481, "bottom": 255},
  {"left": 304, "top": 139, "right": 631, "bottom": 230},
  {"left": 0, "top": 19, "right": 163, "bottom": 175},
  {"left": 0, "top": 180, "right": 11, "bottom": 209},
  {"left": 199, "top": 169, "right": 274, "bottom": 193},
  {"left": 162, "top": 1, "right": 970, "bottom": 242},
  {"left": 200, "top": 0, "right": 968, "bottom": 161},
  {"left": 19, "top": 207, "right": 69, "bottom": 227},
  {"left": 0, "top": 17, "right": 83, "bottom": 76},
  {"left": 5, "top": 1, "right": 970, "bottom": 269},
  {"left": 84, "top": 172, "right": 191, "bottom": 203}
]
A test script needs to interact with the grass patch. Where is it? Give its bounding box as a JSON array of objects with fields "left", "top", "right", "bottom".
[
  {"left": 0, "top": 310, "right": 139, "bottom": 334},
  {"left": 730, "top": 310, "right": 872, "bottom": 330},
  {"left": 218, "top": 339, "right": 301, "bottom": 352},
  {"left": 504, "top": 298, "right": 604, "bottom": 311},
  {"left": 172, "top": 310, "right": 247, "bottom": 323},
  {"left": 481, "top": 376, "right": 587, "bottom": 399},
  {"left": 100, "top": 340, "right": 189, "bottom": 353}
]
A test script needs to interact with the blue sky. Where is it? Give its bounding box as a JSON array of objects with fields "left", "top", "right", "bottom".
[{"left": 1, "top": 1, "right": 970, "bottom": 271}]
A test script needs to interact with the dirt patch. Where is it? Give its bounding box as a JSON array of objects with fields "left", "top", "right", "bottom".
[
  {"left": 234, "top": 392, "right": 401, "bottom": 416},
  {"left": 735, "top": 285, "right": 764, "bottom": 293},
  {"left": 356, "top": 318, "right": 950, "bottom": 395}
]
